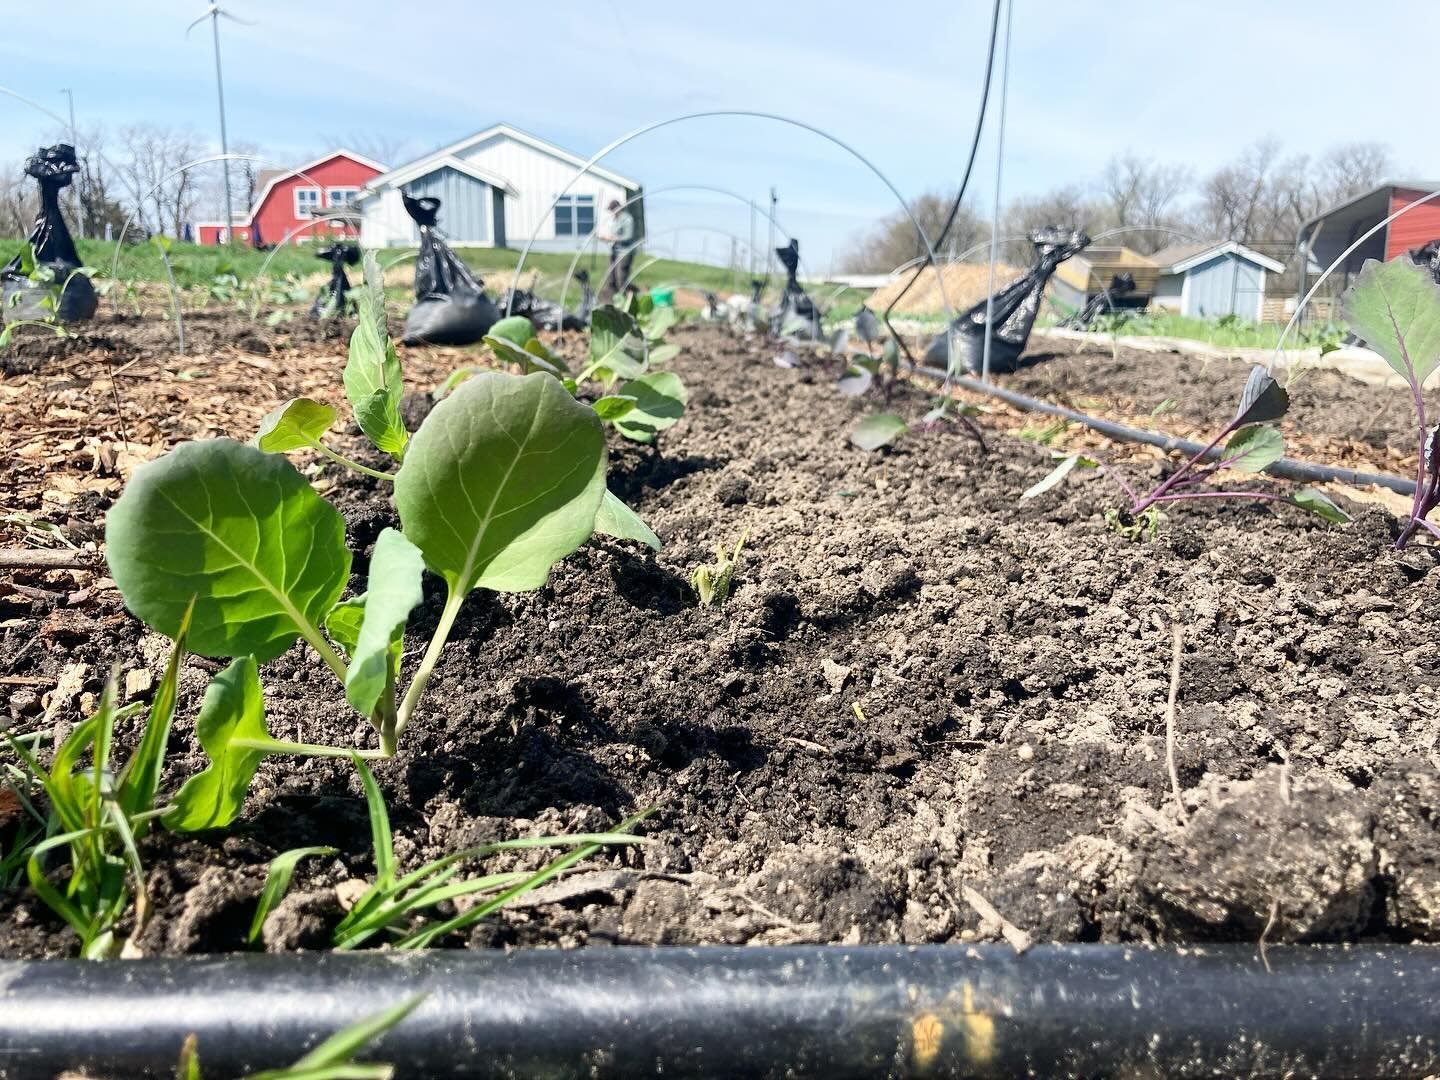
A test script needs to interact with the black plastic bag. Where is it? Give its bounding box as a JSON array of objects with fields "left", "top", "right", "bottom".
[
  {"left": 1063, "top": 272, "right": 1136, "bottom": 328},
  {"left": 310, "top": 242, "right": 360, "bottom": 318},
  {"left": 1, "top": 144, "right": 97, "bottom": 324},
  {"left": 925, "top": 227, "right": 1089, "bottom": 373},
  {"left": 400, "top": 194, "right": 498, "bottom": 346},
  {"left": 772, "top": 239, "right": 821, "bottom": 339}
]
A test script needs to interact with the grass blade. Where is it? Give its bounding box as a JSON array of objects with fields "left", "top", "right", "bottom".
[{"left": 249, "top": 846, "right": 339, "bottom": 946}]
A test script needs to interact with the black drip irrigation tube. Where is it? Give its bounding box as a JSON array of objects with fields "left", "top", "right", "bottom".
[
  {"left": 4, "top": 945, "right": 1440, "bottom": 1078},
  {"left": 909, "top": 362, "right": 1418, "bottom": 496}
]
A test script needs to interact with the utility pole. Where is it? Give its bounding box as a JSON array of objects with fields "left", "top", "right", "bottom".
[
  {"left": 749, "top": 201, "right": 757, "bottom": 277},
  {"left": 980, "top": 0, "right": 1014, "bottom": 382},
  {"left": 59, "top": 88, "right": 83, "bottom": 239},
  {"left": 766, "top": 186, "right": 777, "bottom": 287},
  {"left": 187, "top": 4, "right": 249, "bottom": 244}
]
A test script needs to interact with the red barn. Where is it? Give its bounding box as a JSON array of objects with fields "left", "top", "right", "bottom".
[
  {"left": 1297, "top": 180, "right": 1440, "bottom": 290},
  {"left": 195, "top": 149, "right": 386, "bottom": 245}
]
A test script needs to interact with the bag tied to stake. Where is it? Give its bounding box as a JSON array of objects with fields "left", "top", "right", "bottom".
[
  {"left": 926, "top": 226, "right": 1089, "bottom": 374},
  {"left": 400, "top": 194, "right": 498, "bottom": 346},
  {"left": 310, "top": 242, "right": 360, "bottom": 318},
  {"left": 1, "top": 144, "right": 98, "bottom": 324}
]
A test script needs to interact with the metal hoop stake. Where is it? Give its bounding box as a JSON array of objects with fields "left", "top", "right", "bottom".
[{"left": 502, "top": 110, "right": 953, "bottom": 341}]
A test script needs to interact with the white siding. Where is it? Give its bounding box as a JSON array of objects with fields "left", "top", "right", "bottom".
[
  {"left": 457, "top": 133, "right": 629, "bottom": 251},
  {"left": 359, "top": 129, "right": 640, "bottom": 251}
]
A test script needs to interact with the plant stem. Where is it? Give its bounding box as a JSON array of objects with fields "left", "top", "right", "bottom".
[
  {"left": 396, "top": 586, "right": 465, "bottom": 736},
  {"left": 1150, "top": 490, "right": 1293, "bottom": 504},
  {"left": 1132, "top": 424, "right": 1235, "bottom": 514},
  {"left": 233, "top": 738, "right": 387, "bottom": 760},
  {"left": 295, "top": 621, "right": 349, "bottom": 685},
  {"left": 311, "top": 441, "right": 396, "bottom": 482}
]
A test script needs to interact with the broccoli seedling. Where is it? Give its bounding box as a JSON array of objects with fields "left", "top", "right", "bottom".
[{"left": 691, "top": 531, "right": 748, "bottom": 606}]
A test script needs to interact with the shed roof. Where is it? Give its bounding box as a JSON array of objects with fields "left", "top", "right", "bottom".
[
  {"left": 1151, "top": 240, "right": 1285, "bottom": 275},
  {"left": 370, "top": 123, "right": 641, "bottom": 196},
  {"left": 361, "top": 154, "right": 519, "bottom": 199}
]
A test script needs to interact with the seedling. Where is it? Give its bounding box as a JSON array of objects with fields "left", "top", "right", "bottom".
[
  {"left": 326, "top": 757, "right": 650, "bottom": 950},
  {"left": 1023, "top": 364, "right": 1347, "bottom": 530},
  {"left": 108, "top": 297, "right": 660, "bottom": 828},
  {"left": 692, "top": 530, "right": 748, "bottom": 606},
  {"left": 4, "top": 614, "right": 190, "bottom": 957},
  {"left": 1340, "top": 258, "right": 1440, "bottom": 547},
  {"left": 179, "top": 994, "right": 424, "bottom": 1079}
]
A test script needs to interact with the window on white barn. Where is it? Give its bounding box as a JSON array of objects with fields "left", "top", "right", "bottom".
[
  {"left": 554, "top": 194, "right": 595, "bottom": 237},
  {"left": 327, "top": 188, "right": 359, "bottom": 208},
  {"left": 294, "top": 187, "right": 321, "bottom": 217}
]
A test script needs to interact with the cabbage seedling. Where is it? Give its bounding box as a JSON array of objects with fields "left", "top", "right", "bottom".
[
  {"left": 1023, "top": 365, "right": 1347, "bottom": 528},
  {"left": 107, "top": 369, "right": 629, "bottom": 829},
  {"left": 1341, "top": 257, "right": 1440, "bottom": 547}
]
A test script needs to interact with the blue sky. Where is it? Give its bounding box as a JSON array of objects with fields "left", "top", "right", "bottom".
[{"left": 2, "top": 1, "right": 1435, "bottom": 269}]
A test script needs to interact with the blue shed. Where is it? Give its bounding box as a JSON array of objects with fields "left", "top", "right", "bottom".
[{"left": 1150, "top": 241, "right": 1286, "bottom": 322}]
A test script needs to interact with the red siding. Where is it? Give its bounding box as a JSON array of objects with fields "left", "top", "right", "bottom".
[
  {"left": 1386, "top": 187, "right": 1440, "bottom": 260},
  {"left": 198, "top": 152, "right": 382, "bottom": 245}
]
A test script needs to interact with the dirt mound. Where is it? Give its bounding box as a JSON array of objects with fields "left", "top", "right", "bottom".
[{"left": 866, "top": 261, "right": 1024, "bottom": 315}]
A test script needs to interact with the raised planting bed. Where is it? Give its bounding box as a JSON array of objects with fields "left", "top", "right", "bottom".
[{"left": 5, "top": 306, "right": 1440, "bottom": 1074}]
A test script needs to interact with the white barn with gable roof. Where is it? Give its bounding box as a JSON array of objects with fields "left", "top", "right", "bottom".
[{"left": 357, "top": 123, "right": 643, "bottom": 250}]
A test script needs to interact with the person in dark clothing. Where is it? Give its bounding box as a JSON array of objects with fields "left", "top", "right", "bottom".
[{"left": 598, "top": 198, "right": 638, "bottom": 302}]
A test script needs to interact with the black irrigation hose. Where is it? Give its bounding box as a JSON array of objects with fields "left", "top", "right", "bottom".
[
  {"left": 909, "top": 361, "right": 1419, "bottom": 495},
  {"left": 4, "top": 945, "right": 1440, "bottom": 1078},
  {"left": 879, "top": 0, "right": 1004, "bottom": 366}
]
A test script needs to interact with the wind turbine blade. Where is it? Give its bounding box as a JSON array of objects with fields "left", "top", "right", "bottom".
[
  {"left": 215, "top": 7, "right": 257, "bottom": 24},
  {"left": 183, "top": 11, "right": 211, "bottom": 36}
]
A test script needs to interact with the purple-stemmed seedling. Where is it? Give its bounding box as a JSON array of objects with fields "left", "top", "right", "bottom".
[
  {"left": 1340, "top": 257, "right": 1440, "bottom": 548},
  {"left": 1023, "top": 364, "right": 1347, "bottom": 528}
]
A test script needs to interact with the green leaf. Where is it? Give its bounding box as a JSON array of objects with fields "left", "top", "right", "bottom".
[
  {"left": 325, "top": 597, "right": 365, "bottom": 660},
  {"left": 837, "top": 366, "right": 873, "bottom": 397},
  {"left": 850, "top": 413, "right": 908, "bottom": 451},
  {"left": 435, "top": 366, "right": 479, "bottom": 400},
  {"left": 247, "top": 996, "right": 424, "bottom": 1079},
  {"left": 1232, "top": 365, "right": 1289, "bottom": 427},
  {"left": 1342, "top": 257, "right": 1440, "bottom": 385},
  {"left": 254, "top": 398, "right": 338, "bottom": 453},
  {"left": 115, "top": 600, "right": 192, "bottom": 831},
  {"left": 613, "top": 371, "right": 688, "bottom": 444},
  {"left": 394, "top": 371, "right": 607, "bottom": 594},
  {"left": 489, "top": 315, "right": 536, "bottom": 346},
  {"left": 106, "top": 439, "right": 352, "bottom": 663},
  {"left": 344, "top": 252, "right": 408, "bottom": 460},
  {"left": 1223, "top": 424, "right": 1284, "bottom": 473},
  {"left": 525, "top": 337, "right": 569, "bottom": 375},
  {"left": 1021, "top": 452, "right": 1098, "bottom": 500},
  {"left": 344, "top": 529, "right": 425, "bottom": 720},
  {"left": 593, "top": 395, "right": 638, "bottom": 420},
  {"left": 1292, "top": 486, "right": 1351, "bottom": 524},
  {"left": 164, "top": 656, "right": 273, "bottom": 831},
  {"left": 249, "top": 845, "right": 338, "bottom": 946},
  {"left": 354, "top": 756, "right": 394, "bottom": 884},
  {"left": 594, "top": 489, "right": 661, "bottom": 550},
  {"left": 643, "top": 306, "right": 678, "bottom": 341},
  {"left": 647, "top": 343, "right": 681, "bottom": 366},
  {"left": 585, "top": 306, "right": 647, "bottom": 382}
]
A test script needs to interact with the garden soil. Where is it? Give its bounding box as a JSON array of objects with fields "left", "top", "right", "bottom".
[{"left": 5, "top": 317, "right": 1440, "bottom": 958}]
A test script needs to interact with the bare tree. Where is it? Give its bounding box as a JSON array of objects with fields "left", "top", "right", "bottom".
[
  {"left": 323, "top": 132, "right": 406, "bottom": 170},
  {"left": 839, "top": 190, "right": 989, "bottom": 272},
  {"left": 117, "top": 125, "right": 205, "bottom": 237},
  {"left": 0, "top": 159, "right": 39, "bottom": 238},
  {"left": 1320, "top": 141, "right": 1392, "bottom": 202},
  {"left": 1098, "top": 153, "right": 1191, "bottom": 251}
]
